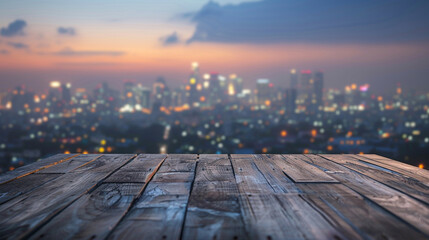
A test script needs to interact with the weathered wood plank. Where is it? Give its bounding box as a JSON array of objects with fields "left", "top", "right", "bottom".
[
  {"left": 304, "top": 154, "right": 429, "bottom": 236},
  {"left": 28, "top": 154, "right": 166, "bottom": 240},
  {"left": 107, "top": 154, "right": 198, "bottom": 240},
  {"left": 0, "top": 173, "right": 62, "bottom": 205},
  {"left": 352, "top": 154, "right": 429, "bottom": 185},
  {"left": 239, "top": 193, "right": 346, "bottom": 239},
  {"left": 182, "top": 154, "right": 248, "bottom": 240},
  {"left": 151, "top": 171, "right": 194, "bottom": 182},
  {"left": 230, "top": 154, "right": 275, "bottom": 194},
  {"left": 230, "top": 155, "right": 348, "bottom": 239},
  {"left": 36, "top": 154, "right": 102, "bottom": 174},
  {"left": 0, "top": 154, "right": 79, "bottom": 184},
  {"left": 198, "top": 154, "right": 230, "bottom": 165},
  {"left": 157, "top": 154, "right": 197, "bottom": 173},
  {"left": 277, "top": 154, "right": 339, "bottom": 183},
  {"left": 246, "top": 155, "right": 359, "bottom": 239},
  {"left": 0, "top": 154, "right": 134, "bottom": 239},
  {"left": 322, "top": 154, "right": 429, "bottom": 204},
  {"left": 252, "top": 154, "right": 301, "bottom": 193},
  {"left": 29, "top": 183, "right": 142, "bottom": 240},
  {"left": 104, "top": 154, "right": 167, "bottom": 183},
  {"left": 300, "top": 183, "right": 427, "bottom": 240}
]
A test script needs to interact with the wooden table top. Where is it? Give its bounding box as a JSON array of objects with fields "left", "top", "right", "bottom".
[{"left": 0, "top": 154, "right": 428, "bottom": 240}]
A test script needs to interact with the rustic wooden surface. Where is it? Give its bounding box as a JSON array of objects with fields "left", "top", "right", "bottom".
[{"left": 0, "top": 154, "right": 428, "bottom": 240}]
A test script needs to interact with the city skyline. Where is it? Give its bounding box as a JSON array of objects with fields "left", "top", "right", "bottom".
[{"left": 2, "top": 61, "right": 428, "bottom": 173}]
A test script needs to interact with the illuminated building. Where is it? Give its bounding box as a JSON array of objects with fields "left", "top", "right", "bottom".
[
  {"left": 290, "top": 69, "right": 298, "bottom": 89},
  {"left": 188, "top": 62, "right": 200, "bottom": 107},
  {"left": 285, "top": 88, "right": 297, "bottom": 114},
  {"left": 256, "top": 79, "right": 271, "bottom": 105}
]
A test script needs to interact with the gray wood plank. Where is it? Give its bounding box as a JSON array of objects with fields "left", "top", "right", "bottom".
[
  {"left": 277, "top": 154, "right": 339, "bottom": 183},
  {"left": 157, "top": 154, "right": 197, "bottom": 173},
  {"left": 198, "top": 154, "right": 230, "bottom": 165},
  {"left": 252, "top": 154, "right": 301, "bottom": 193},
  {"left": 322, "top": 154, "right": 429, "bottom": 204},
  {"left": 107, "top": 154, "right": 198, "bottom": 240},
  {"left": 304, "top": 154, "right": 429, "bottom": 236},
  {"left": 352, "top": 154, "right": 429, "bottom": 185},
  {"left": 182, "top": 154, "right": 248, "bottom": 240},
  {"left": 239, "top": 193, "right": 347, "bottom": 240},
  {"left": 29, "top": 183, "right": 142, "bottom": 240},
  {"left": 0, "top": 173, "right": 62, "bottom": 205},
  {"left": 230, "top": 154, "right": 347, "bottom": 239},
  {"left": 0, "top": 154, "right": 79, "bottom": 184},
  {"left": 300, "top": 183, "right": 427, "bottom": 240},
  {"left": 28, "top": 154, "right": 166, "bottom": 240},
  {"left": 0, "top": 154, "right": 134, "bottom": 239},
  {"left": 246, "top": 155, "right": 359, "bottom": 239},
  {"left": 104, "top": 154, "right": 167, "bottom": 183},
  {"left": 230, "top": 154, "right": 274, "bottom": 194},
  {"left": 36, "top": 154, "right": 102, "bottom": 174}
]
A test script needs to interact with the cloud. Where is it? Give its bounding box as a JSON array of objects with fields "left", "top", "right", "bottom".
[
  {"left": 160, "top": 32, "right": 180, "bottom": 46},
  {"left": 57, "top": 27, "right": 76, "bottom": 36},
  {"left": 7, "top": 42, "right": 29, "bottom": 49},
  {"left": 0, "top": 49, "right": 9, "bottom": 55},
  {"left": 187, "top": 0, "right": 429, "bottom": 44},
  {"left": 1, "top": 19, "right": 27, "bottom": 37},
  {"left": 52, "top": 48, "right": 125, "bottom": 56}
]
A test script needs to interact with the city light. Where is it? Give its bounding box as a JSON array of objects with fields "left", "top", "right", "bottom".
[
  {"left": 50, "top": 81, "right": 61, "bottom": 88},
  {"left": 1, "top": 64, "right": 428, "bottom": 172}
]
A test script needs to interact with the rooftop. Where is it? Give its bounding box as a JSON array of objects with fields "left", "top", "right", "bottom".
[{"left": 0, "top": 154, "right": 428, "bottom": 239}]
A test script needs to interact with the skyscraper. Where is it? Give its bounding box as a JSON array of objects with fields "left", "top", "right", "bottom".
[
  {"left": 290, "top": 69, "right": 298, "bottom": 89},
  {"left": 256, "top": 78, "right": 271, "bottom": 105},
  {"left": 313, "top": 71, "right": 324, "bottom": 111},
  {"left": 285, "top": 88, "right": 297, "bottom": 114},
  {"left": 188, "top": 62, "right": 200, "bottom": 107}
]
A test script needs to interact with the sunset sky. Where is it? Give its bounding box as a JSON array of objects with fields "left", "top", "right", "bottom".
[{"left": 1, "top": 0, "right": 429, "bottom": 93}]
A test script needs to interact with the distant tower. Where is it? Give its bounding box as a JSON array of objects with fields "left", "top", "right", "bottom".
[
  {"left": 290, "top": 69, "right": 298, "bottom": 89},
  {"left": 188, "top": 62, "right": 200, "bottom": 107},
  {"left": 313, "top": 71, "right": 324, "bottom": 110},
  {"left": 62, "top": 83, "right": 71, "bottom": 104},
  {"left": 256, "top": 79, "right": 271, "bottom": 104},
  {"left": 285, "top": 88, "right": 297, "bottom": 114}
]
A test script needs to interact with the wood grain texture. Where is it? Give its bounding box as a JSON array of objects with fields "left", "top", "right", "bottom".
[
  {"left": 278, "top": 154, "right": 339, "bottom": 183},
  {"left": 300, "top": 183, "right": 427, "bottom": 240},
  {"left": 28, "top": 154, "right": 166, "bottom": 240},
  {"left": 322, "top": 154, "right": 429, "bottom": 204},
  {"left": 0, "top": 154, "right": 78, "bottom": 184},
  {"left": 1, "top": 153, "right": 428, "bottom": 239},
  {"left": 107, "top": 154, "right": 197, "bottom": 240},
  {"left": 239, "top": 193, "right": 346, "bottom": 240},
  {"left": 251, "top": 154, "right": 301, "bottom": 193},
  {"left": 304, "top": 154, "right": 429, "bottom": 236},
  {"left": 351, "top": 154, "right": 429, "bottom": 185},
  {"left": 36, "top": 154, "right": 102, "bottom": 174},
  {"left": 29, "top": 183, "right": 142, "bottom": 240},
  {"left": 230, "top": 154, "right": 275, "bottom": 194},
  {"left": 0, "top": 154, "right": 134, "bottom": 239},
  {"left": 182, "top": 154, "right": 248, "bottom": 240},
  {"left": 0, "top": 173, "right": 62, "bottom": 205}
]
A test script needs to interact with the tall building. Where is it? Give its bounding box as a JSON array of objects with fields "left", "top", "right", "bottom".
[
  {"left": 290, "top": 69, "right": 298, "bottom": 89},
  {"left": 153, "top": 77, "right": 170, "bottom": 108},
  {"left": 285, "top": 88, "right": 297, "bottom": 114},
  {"left": 313, "top": 71, "right": 324, "bottom": 111},
  {"left": 208, "top": 73, "right": 221, "bottom": 105},
  {"left": 256, "top": 79, "right": 271, "bottom": 105},
  {"left": 62, "top": 83, "right": 71, "bottom": 104},
  {"left": 188, "top": 62, "right": 200, "bottom": 107}
]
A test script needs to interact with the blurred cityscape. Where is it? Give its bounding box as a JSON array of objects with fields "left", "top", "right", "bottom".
[{"left": 1, "top": 62, "right": 428, "bottom": 173}]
